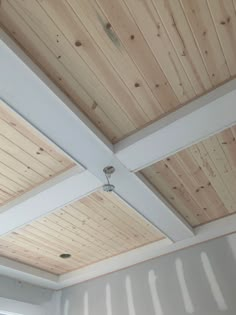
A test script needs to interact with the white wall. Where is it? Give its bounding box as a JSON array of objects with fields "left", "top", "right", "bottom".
[
  {"left": 0, "top": 274, "right": 57, "bottom": 315},
  {"left": 0, "top": 297, "right": 42, "bottom": 315},
  {"left": 60, "top": 233, "right": 236, "bottom": 315}
]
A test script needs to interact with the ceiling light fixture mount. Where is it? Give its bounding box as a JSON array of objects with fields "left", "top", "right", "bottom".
[{"left": 103, "top": 166, "right": 115, "bottom": 192}]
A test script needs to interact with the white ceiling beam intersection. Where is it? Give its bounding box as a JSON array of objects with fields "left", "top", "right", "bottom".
[
  {"left": 0, "top": 29, "right": 193, "bottom": 242},
  {"left": 115, "top": 79, "right": 236, "bottom": 171}
]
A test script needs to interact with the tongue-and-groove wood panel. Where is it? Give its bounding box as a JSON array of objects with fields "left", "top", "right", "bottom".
[
  {"left": 0, "top": 191, "right": 165, "bottom": 274},
  {"left": 141, "top": 126, "right": 236, "bottom": 227},
  {"left": 0, "top": 100, "right": 76, "bottom": 206},
  {"left": 0, "top": 0, "right": 234, "bottom": 142}
]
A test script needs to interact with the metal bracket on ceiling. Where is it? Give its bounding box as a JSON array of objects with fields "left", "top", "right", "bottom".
[{"left": 103, "top": 166, "right": 115, "bottom": 192}]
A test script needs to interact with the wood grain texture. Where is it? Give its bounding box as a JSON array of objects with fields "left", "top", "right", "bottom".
[
  {"left": 0, "top": 0, "right": 235, "bottom": 142},
  {"left": 180, "top": 0, "right": 230, "bottom": 84},
  {"left": 141, "top": 126, "right": 236, "bottom": 227},
  {"left": 0, "top": 100, "right": 76, "bottom": 206},
  {"left": 0, "top": 191, "right": 164, "bottom": 274}
]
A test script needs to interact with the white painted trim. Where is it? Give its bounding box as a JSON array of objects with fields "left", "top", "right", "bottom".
[
  {"left": 0, "top": 29, "right": 193, "bottom": 241},
  {"left": 0, "top": 30, "right": 112, "bottom": 154},
  {"left": 58, "top": 238, "right": 172, "bottom": 288},
  {"left": 0, "top": 169, "right": 102, "bottom": 236},
  {"left": 0, "top": 297, "right": 42, "bottom": 315},
  {"left": 115, "top": 79, "right": 236, "bottom": 171},
  {"left": 0, "top": 258, "right": 59, "bottom": 290},
  {"left": 195, "top": 212, "right": 236, "bottom": 241}
]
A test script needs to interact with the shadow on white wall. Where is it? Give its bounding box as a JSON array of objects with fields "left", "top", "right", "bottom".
[
  {"left": 148, "top": 270, "right": 163, "bottom": 315},
  {"left": 175, "top": 258, "right": 194, "bottom": 314},
  {"left": 201, "top": 252, "right": 227, "bottom": 311}
]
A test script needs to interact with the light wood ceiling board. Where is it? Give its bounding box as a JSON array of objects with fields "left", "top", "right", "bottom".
[
  {"left": 67, "top": 200, "right": 133, "bottom": 246},
  {"left": 67, "top": 0, "right": 178, "bottom": 115},
  {"left": 92, "top": 0, "right": 180, "bottom": 110},
  {"left": 121, "top": 0, "right": 196, "bottom": 102},
  {"left": 207, "top": 0, "right": 236, "bottom": 76},
  {"left": 0, "top": 100, "right": 76, "bottom": 206},
  {"left": 180, "top": 0, "right": 230, "bottom": 84},
  {"left": 14, "top": 225, "right": 99, "bottom": 265},
  {"left": 150, "top": 0, "right": 212, "bottom": 93},
  {"left": 0, "top": 236, "right": 83, "bottom": 273},
  {"left": 0, "top": 0, "right": 127, "bottom": 142},
  {"left": 1, "top": 0, "right": 235, "bottom": 142},
  {"left": 51, "top": 209, "right": 126, "bottom": 254},
  {"left": 217, "top": 126, "right": 236, "bottom": 169},
  {"left": 42, "top": 0, "right": 164, "bottom": 123},
  {"left": 3, "top": 0, "right": 151, "bottom": 140},
  {"left": 25, "top": 222, "right": 103, "bottom": 262},
  {"left": 0, "top": 102, "right": 71, "bottom": 170},
  {"left": 141, "top": 162, "right": 205, "bottom": 227},
  {"left": 141, "top": 127, "right": 236, "bottom": 227},
  {"left": 0, "top": 0, "right": 181, "bottom": 142},
  {"left": 0, "top": 190, "right": 165, "bottom": 274},
  {"left": 63, "top": 203, "right": 134, "bottom": 250},
  {"left": 0, "top": 3, "right": 121, "bottom": 142},
  {"left": 23, "top": 0, "right": 149, "bottom": 130},
  {"left": 0, "top": 243, "right": 68, "bottom": 274}
]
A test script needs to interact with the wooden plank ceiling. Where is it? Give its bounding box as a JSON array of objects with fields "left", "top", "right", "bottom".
[
  {"left": 0, "top": 191, "right": 164, "bottom": 274},
  {"left": 0, "top": 0, "right": 235, "bottom": 142},
  {"left": 0, "top": 99, "right": 76, "bottom": 206},
  {"left": 141, "top": 125, "right": 236, "bottom": 227}
]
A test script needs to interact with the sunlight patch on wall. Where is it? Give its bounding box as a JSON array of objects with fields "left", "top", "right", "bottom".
[
  {"left": 106, "top": 284, "right": 113, "bottom": 315},
  {"left": 125, "top": 275, "right": 136, "bottom": 315},
  {"left": 201, "top": 252, "right": 227, "bottom": 311},
  {"left": 148, "top": 270, "right": 163, "bottom": 315},
  {"left": 63, "top": 299, "right": 70, "bottom": 315},
  {"left": 175, "top": 258, "right": 194, "bottom": 314},
  {"left": 83, "top": 291, "right": 89, "bottom": 315}
]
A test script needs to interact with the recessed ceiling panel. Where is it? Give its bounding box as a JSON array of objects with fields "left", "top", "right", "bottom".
[
  {"left": 0, "top": 100, "right": 76, "bottom": 206},
  {"left": 0, "top": 191, "right": 165, "bottom": 274},
  {"left": 141, "top": 126, "right": 236, "bottom": 227},
  {"left": 0, "top": 0, "right": 234, "bottom": 141}
]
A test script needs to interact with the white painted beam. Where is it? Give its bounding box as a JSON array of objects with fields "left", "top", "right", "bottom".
[
  {"left": 0, "top": 30, "right": 193, "bottom": 241},
  {"left": 0, "top": 257, "right": 59, "bottom": 290},
  {"left": 115, "top": 79, "right": 236, "bottom": 171},
  {"left": 0, "top": 168, "right": 101, "bottom": 236},
  {"left": 194, "top": 212, "right": 236, "bottom": 242},
  {"left": 113, "top": 174, "right": 193, "bottom": 241},
  {"left": 1, "top": 17, "right": 236, "bottom": 292}
]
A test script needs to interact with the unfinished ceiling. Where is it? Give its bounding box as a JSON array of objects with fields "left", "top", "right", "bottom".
[
  {"left": 141, "top": 125, "right": 236, "bottom": 227},
  {"left": 0, "top": 99, "right": 76, "bottom": 206},
  {"left": 0, "top": 191, "right": 164, "bottom": 274},
  {"left": 0, "top": 0, "right": 235, "bottom": 142}
]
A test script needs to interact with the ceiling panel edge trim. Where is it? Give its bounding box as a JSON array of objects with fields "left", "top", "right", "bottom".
[{"left": 115, "top": 79, "right": 236, "bottom": 171}]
